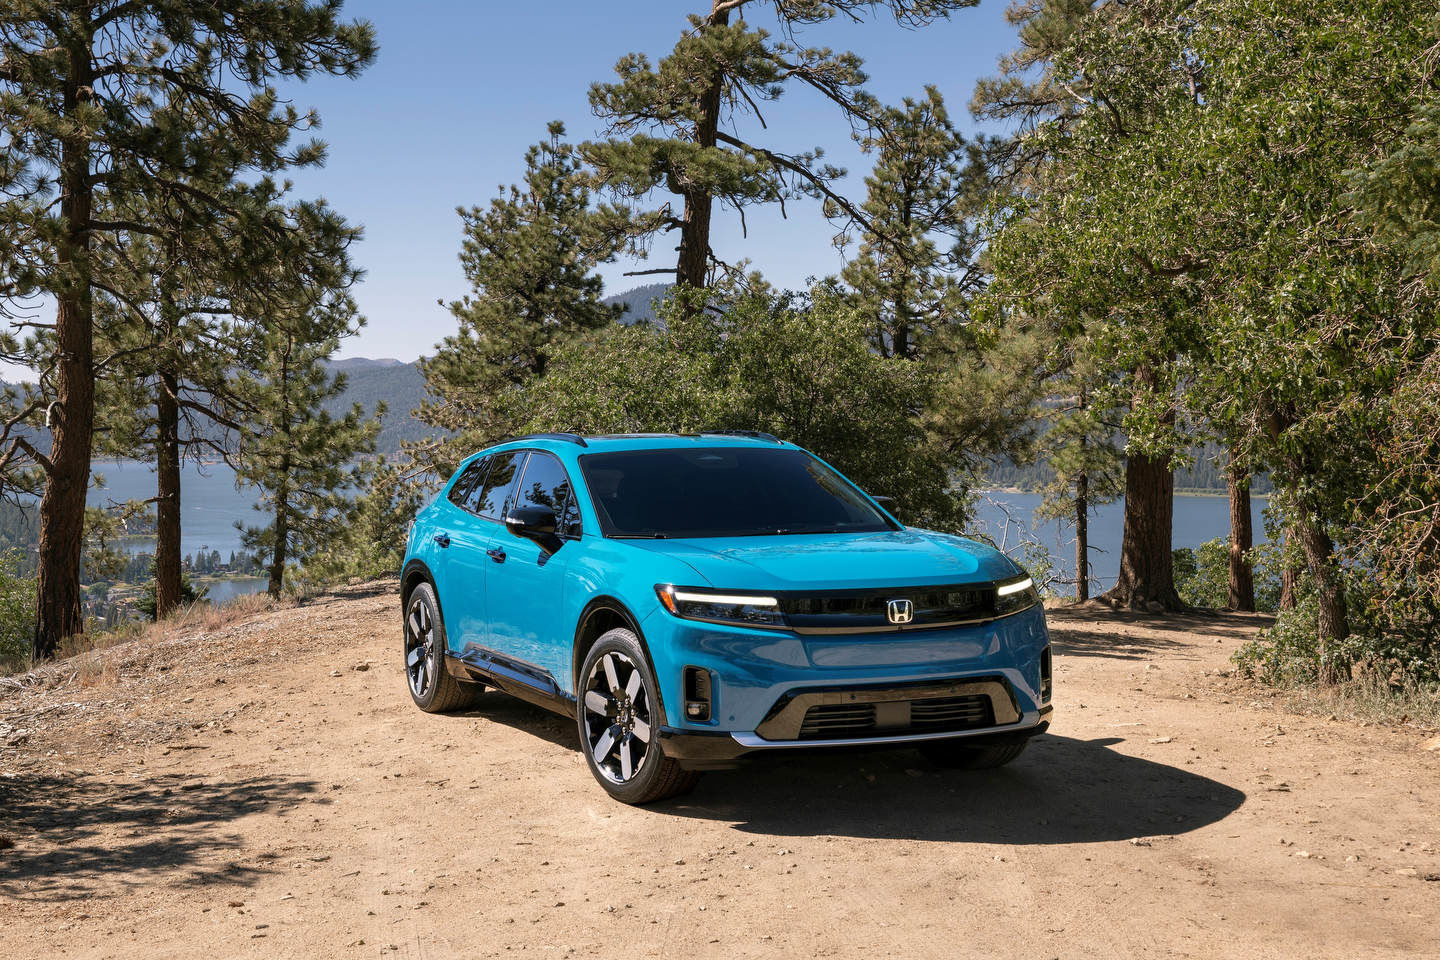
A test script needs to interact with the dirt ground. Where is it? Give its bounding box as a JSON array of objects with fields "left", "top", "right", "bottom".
[{"left": 2, "top": 580, "right": 1437, "bottom": 959}]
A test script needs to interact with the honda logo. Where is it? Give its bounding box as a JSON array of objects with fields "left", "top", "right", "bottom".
[{"left": 886, "top": 599, "right": 914, "bottom": 625}]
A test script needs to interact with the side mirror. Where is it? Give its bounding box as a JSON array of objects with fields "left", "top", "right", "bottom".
[
  {"left": 871, "top": 495, "right": 895, "bottom": 507},
  {"left": 505, "top": 505, "right": 562, "bottom": 553}
]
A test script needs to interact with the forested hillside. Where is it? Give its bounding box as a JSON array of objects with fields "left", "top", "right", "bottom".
[{"left": 321, "top": 358, "right": 432, "bottom": 453}]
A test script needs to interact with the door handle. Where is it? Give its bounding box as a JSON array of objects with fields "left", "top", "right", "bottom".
[
  {"left": 433, "top": 533, "right": 451, "bottom": 548},
  {"left": 487, "top": 548, "right": 506, "bottom": 563}
]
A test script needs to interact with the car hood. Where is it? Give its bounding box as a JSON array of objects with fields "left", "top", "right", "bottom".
[{"left": 624, "top": 528, "right": 1020, "bottom": 590}]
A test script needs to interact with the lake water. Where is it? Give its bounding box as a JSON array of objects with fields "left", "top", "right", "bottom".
[
  {"left": 969, "top": 491, "right": 1270, "bottom": 593},
  {"left": 85, "top": 460, "right": 1264, "bottom": 599},
  {"left": 88, "top": 460, "right": 258, "bottom": 558}
]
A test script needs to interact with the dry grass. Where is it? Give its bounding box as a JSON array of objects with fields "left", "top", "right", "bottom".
[
  {"left": 1, "top": 590, "right": 289, "bottom": 688},
  {"left": 1268, "top": 673, "right": 1440, "bottom": 731}
]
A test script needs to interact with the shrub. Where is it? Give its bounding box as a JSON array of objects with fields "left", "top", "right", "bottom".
[
  {"left": 0, "top": 548, "right": 37, "bottom": 670},
  {"left": 1172, "top": 538, "right": 1231, "bottom": 609}
]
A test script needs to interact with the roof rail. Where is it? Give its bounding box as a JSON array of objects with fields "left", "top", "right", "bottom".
[
  {"left": 700, "top": 430, "right": 783, "bottom": 444},
  {"left": 508, "top": 432, "right": 589, "bottom": 447}
]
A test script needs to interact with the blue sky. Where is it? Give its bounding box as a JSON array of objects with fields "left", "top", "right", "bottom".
[{"left": 282, "top": 0, "right": 1021, "bottom": 362}]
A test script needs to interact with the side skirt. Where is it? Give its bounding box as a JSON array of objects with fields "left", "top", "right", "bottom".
[{"left": 444, "top": 645, "right": 575, "bottom": 718}]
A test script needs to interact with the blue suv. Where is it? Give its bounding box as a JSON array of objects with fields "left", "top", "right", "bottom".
[{"left": 401, "top": 433, "right": 1053, "bottom": 804}]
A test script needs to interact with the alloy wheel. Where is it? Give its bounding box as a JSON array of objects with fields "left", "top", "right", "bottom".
[
  {"left": 583, "top": 651, "right": 653, "bottom": 783},
  {"left": 405, "top": 595, "right": 435, "bottom": 698}
]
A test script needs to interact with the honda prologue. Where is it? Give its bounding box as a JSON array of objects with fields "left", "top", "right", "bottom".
[{"left": 401, "top": 433, "right": 1053, "bottom": 804}]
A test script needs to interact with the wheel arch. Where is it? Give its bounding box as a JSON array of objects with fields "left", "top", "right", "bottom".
[
  {"left": 401, "top": 559, "right": 440, "bottom": 622},
  {"left": 571, "top": 595, "right": 663, "bottom": 711}
]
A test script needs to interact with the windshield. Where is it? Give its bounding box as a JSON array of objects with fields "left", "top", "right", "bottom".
[{"left": 579, "top": 447, "right": 896, "bottom": 539}]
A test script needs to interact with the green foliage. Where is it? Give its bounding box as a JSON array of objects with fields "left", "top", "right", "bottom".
[
  {"left": 839, "top": 87, "right": 989, "bottom": 359},
  {"left": 417, "top": 123, "right": 622, "bottom": 474},
  {"left": 1172, "top": 539, "right": 1231, "bottom": 610},
  {"left": 1236, "top": 578, "right": 1440, "bottom": 687},
  {"left": 583, "top": 1, "right": 976, "bottom": 286},
  {"left": 303, "top": 457, "right": 426, "bottom": 584},
  {"left": 519, "top": 284, "right": 969, "bottom": 531},
  {"left": 980, "top": 0, "right": 1440, "bottom": 675},
  {"left": 234, "top": 282, "right": 380, "bottom": 595},
  {"left": 0, "top": 548, "right": 35, "bottom": 669},
  {"left": 135, "top": 569, "right": 206, "bottom": 622}
]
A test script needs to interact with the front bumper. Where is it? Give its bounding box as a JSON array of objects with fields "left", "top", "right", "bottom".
[{"left": 659, "top": 704, "right": 1052, "bottom": 769}]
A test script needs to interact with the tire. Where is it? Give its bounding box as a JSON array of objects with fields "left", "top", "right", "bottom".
[
  {"left": 403, "top": 581, "right": 482, "bottom": 713},
  {"left": 577, "top": 628, "right": 700, "bottom": 804},
  {"left": 919, "top": 739, "right": 1028, "bottom": 770}
]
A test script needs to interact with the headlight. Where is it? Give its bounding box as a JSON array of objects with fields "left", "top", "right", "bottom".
[
  {"left": 655, "top": 584, "right": 787, "bottom": 629},
  {"left": 995, "top": 575, "right": 1040, "bottom": 617}
]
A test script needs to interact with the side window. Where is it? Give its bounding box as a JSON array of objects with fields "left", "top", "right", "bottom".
[
  {"left": 514, "top": 452, "right": 581, "bottom": 537},
  {"left": 447, "top": 457, "right": 489, "bottom": 510},
  {"left": 474, "top": 451, "right": 526, "bottom": 520}
]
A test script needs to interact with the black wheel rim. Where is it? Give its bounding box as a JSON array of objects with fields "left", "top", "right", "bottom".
[
  {"left": 582, "top": 651, "right": 652, "bottom": 784},
  {"left": 405, "top": 595, "right": 435, "bottom": 698}
]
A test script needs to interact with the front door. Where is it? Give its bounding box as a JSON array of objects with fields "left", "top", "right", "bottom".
[{"left": 484, "top": 450, "right": 582, "bottom": 687}]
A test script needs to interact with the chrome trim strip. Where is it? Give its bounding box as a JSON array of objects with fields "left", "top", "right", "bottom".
[
  {"left": 732, "top": 711, "right": 1046, "bottom": 750},
  {"left": 754, "top": 678, "right": 1021, "bottom": 740}
]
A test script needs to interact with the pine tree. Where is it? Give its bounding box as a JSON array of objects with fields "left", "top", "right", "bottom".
[
  {"left": 233, "top": 284, "right": 379, "bottom": 598},
  {"left": 840, "top": 87, "right": 989, "bottom": 359},
  {"left": 416, "top": 123, "right": 622, "bottom": 475},
  {"left": 974, "top": 0, "right": 1194, "bottom": 611},
  {"left": 1031, "top": 350, "right": 1124, "bottom": 602},
  {"left": 0, "top": 0, "right": 375, "bottom": 656},
  {"left": 583, "top": 1, "right": 977, "bottom": 289}
]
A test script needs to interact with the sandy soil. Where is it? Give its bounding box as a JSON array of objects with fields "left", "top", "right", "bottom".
[{"left": 2, "top": 581, "right": 1437, "bottom": 959}]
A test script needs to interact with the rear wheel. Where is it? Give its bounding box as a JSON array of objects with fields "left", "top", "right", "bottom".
[
  {"left": 919, "top": 739, "right": 1028, "bottom": 770},
  {"left": 404, "top": 582, "right": 482, "bottom": 713},
  {"left": 577, "top": 629, "right": 699, "bottom": 804}
]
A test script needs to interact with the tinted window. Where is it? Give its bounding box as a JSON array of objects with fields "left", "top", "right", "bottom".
[
  {"left": 474, "top": 451, "right": 525, "bottom": 519},
  {"left": 447, "top": 458, "right": 489, "bottom": 509},
  {"left": 514, "top": 452, "right": 580, "bottom": 537},
  {"left": 579, "top": 447, "right": 893, "bottom": 538}
]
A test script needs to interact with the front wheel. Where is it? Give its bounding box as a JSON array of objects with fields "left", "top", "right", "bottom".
[{"left": 577, "top": 629, "right": 700, "bottom": 804}]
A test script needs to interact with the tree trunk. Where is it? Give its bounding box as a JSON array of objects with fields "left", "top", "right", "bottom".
[
  {"left": 154, "top": 369, "right": 183, "bottom": 618},
  {"left": 675, "top": 4, "right": 731, "bottom": 289},
  {"left": 34, "top": 43, "right": 96, "bottom": 659},
  {"left": 1226, "top": 451, "right": 1255, "bottom": 612},
  {"left": 1099, "top": 449, "right": 1182, "bottom": 610},
  {"left": 268, "top": 451, "right": 291, "bottom": 598},
  {"left": 1293, "top": 509, "right": 1349, "bottom": 683},
  {"left": 1075, "top": 470, "right": 1090, "bottom": 602}
]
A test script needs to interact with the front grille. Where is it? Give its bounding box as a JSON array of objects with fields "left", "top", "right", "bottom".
[
  {"left": 798, "top": 703, "right": 876, "bottom": 739},
  {"left": 793, "top": 694, "right": 995, "bottom": 740},
  {"left": 909, "top": 694, "right": 993, "bottom": 730},
  {"left": 779, "top": 584, "right": 996, "bottom": 633}
]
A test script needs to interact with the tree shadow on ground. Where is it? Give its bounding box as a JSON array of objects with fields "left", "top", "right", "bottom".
[
  {"left": 658, "top": 734, "right": 1246, "bottom": 843},
  {"left": 0, "top": 772, "right": 318, "bottom": 902},
  {"left": 1044, "top": 608, "right": 1274, "bottom": 661}
]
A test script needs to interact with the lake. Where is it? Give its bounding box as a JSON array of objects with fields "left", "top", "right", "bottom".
[
  {"left": 86, "top": 460, "right": 1264, "bottom": 600},
  {"left": 969, "top": 490, "right": 1270, "bottom": 593},
  {"left": 88, "top": 460, "right": 259, "bottom": 558}
]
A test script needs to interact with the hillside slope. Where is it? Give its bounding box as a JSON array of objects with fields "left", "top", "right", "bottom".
[{"left": 1, "top": 586, "right": 1436, "bottom": 958}]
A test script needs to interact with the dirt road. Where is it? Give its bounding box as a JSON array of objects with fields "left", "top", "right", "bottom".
[{"left": 2, "top": 581, "right": 1437, "bottom": 959}]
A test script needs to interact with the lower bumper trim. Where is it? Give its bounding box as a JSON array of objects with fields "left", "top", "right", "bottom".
[{"left": 659, "top": 709, "right": 1051, "bottom": 770}]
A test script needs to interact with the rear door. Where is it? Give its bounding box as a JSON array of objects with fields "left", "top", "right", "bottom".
[
  {"left": 432, "top": 457, "right": 489, "bottom": 653},
  {"left": 443, "top": 451, "right": 524, "bottom": 654},
  {"left": 483, "top": 450, "right": 582, "bottom": 684}
]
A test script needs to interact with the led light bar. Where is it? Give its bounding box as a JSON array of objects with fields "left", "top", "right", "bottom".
[
  {"left": 996, "top": 577, "right": 1034, "bottom": 597},
  {"left": 672, "top": 590, "right": 778, "bottom": 607}
]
